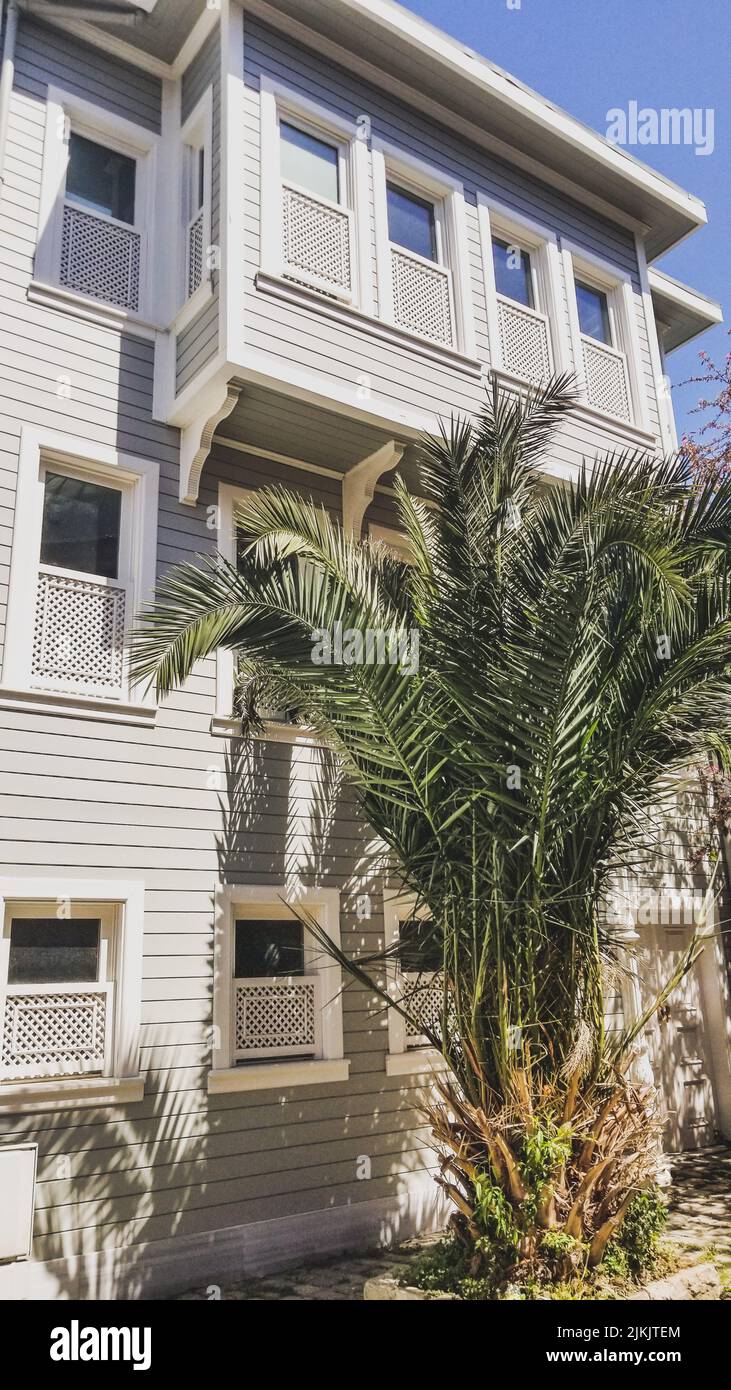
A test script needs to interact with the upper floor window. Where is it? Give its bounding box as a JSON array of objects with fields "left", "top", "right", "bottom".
[
  {"left": 40, "top": 472, "right": 121, "bottom": 580},
  {"left": 373, "top": 141, "right": 474, "bottom": 355},
  {"left": 575, "top": 280, "right": 612, "bottom": 345},
  {"left": 563, "top": 245, "right": 648, "bottom": 429},
  {"left": 66, "top": 134, "right": 136, "bottom": 225},
  {"left": 492, "top": 237, "right": 534, "bottom": 309},
  {"left": 387, "top": 184, "right": 437, "bottom": 263},
  {"left": 35, "top": 87, "right": 157, "bottom": 320},
  {"left": 180, "top": 88, "right": 212, "bottom": 305},
  {"left": 477, "top": 196, "right": 565, "bottom": 389},
  {"left": 280, "top": 121, "right": 340, "bottom": 203}
]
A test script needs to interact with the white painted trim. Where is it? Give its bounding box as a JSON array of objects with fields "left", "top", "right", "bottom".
[
  {"left": 0, "top": 1076, "right": 145, "bottom": 1114},
  {"left": 0, "top": 876, "right": 145, "bottom": 1100},
  {"left": 215, "top": 480, "right": 249, "bottom": 721},
  {"left": 212, "top": 884, "right": 345, "bottom": 1074},
  {"left": 179, "top": 380, "right": 241, "bottom": 504},
  {"left": 0, "top": 688, "right": 157, "bottom": 727},
  {"left": 222, "top": 1, "right": 246, "bottom": 362},
  {"left": 636, "top": 236, "right": 676, "bottom": 453},
  {"left": 179, "top": 87, "right": 214, "bottom": 314},
  {"left": 208, "top": 1059, "right": 350, "bottom": 1093},
  {"left": 342, "top": 441, "right": 404, "bottom": 538},
  {"left": 35, "top": 85, "right": 159, "bottom": 324},
  {"left": 476, "top": 192, "right": 570, "bottom": 381},
  {"left": 172, "top": 3, "right": 222, "bottom": 79},
  {"left": 647, "top": 267, "right": 724, "bottom": 325},
  {"left": 27, "top": 280, "right": 160, "bottom": 338},
  {"left": 2, "top": 426, "right": 160, "bottom": 710},
  {"left": 385, "top": 1049, "right": 447, "bottom": 1077},
  {"left": 259, "top": 74, "right": 372, "bottom": 313},
  {"left": 371, "top": 137, "right": 474, "bottom": 356},
  {"left": 562, "top": 241, "right": 651, "bottom": 435}
]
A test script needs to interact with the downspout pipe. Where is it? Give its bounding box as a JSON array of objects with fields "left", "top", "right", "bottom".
[{"left": 0, "top": 0, "right": 20, "bottom": 197}]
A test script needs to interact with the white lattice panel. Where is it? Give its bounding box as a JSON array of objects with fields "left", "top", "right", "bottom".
[
  {"left": 497, "top": 297, "right": 551, "bottom": 385},
  {"left": 282, "top": 185, "right": 351, "bottom": 293},
  {"left": 391, "top": 247, "right": 453, "bottom": 346},
  {"left": 31, "top": 571, "right": 126, "bottom": 698},
  {"left": 234, "top": 978, "right": 317, "bottom": 1058},
  {"left": 60, "top": 203, "right": 141, "bottom": 311},
  {"left": 1, "top": 987, "right": 108, "bottom": 1080},
  {"left": 187, "top": 210, "right": 204, "bottom": 297},
  {"left": 582, "top": 338, "right": 631, "bottom": 422},
  {"left": 403, "top": 973, "right": 446, "bottom": 1049}
]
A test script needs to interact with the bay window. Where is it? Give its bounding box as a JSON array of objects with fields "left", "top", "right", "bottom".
[
  {"left": 35, "top": 87, "right": 156, "bottom": 321},
  {"left": 180, "top": 88, "right": 212, "bottom": 306}
]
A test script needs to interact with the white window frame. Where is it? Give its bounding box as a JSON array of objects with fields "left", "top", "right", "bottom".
[
  {"left": 562, "top": 242, "right": 650, "bottom": 433},
  {"left": 1, "top": 426, "right": 159, "bottom": 722},
  {"left": 476, "top": 194, "right": 569, "bottom": 384},
  {"left": 384, "top": 889, "right": 447, "bottom": 1078},
  {"left": 372, "top": 138, "right": 475, "bottom": 357},
  {"left": 34, "top": 86, "right": 158, "bottom": 324},
  {"left": 209, "top": 884, "right": 348, "bottom": 1093},
  {"left": 179, "top": 87, "right": 213, "bottom": 319},
  {"left": 259, "top": 75, "right": 372, "bottom": 312},
  {"left": 0, "top": 877, "right": 144, "bottom": 1111}
]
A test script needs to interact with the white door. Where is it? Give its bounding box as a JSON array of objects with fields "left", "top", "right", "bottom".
[{"left": 636, "top": 919, "right": 717, "bottom": 1151}]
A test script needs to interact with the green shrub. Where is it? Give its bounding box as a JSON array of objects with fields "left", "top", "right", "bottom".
[{"left": 608, "top": 1188, "right": 667, "bottom": 1276}]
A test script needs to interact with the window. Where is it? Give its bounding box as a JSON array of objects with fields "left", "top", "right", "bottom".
[
  {"left": 66, "top": 133, "right": 136, "bottom": 225},
  {"left": 1, "top": 902, "right": 116, "bottom": 1083},
  {"left": 575, "top": 280, "right": 611, "bottom": 344},
  {"left": 210, "top": 886, "right": 348, "bottom": 1093},
  {"left": 563, "top": 244, "right": 648, "bottom": 430},
  {"left": 372, "top": 140, "right": 474, "bottom": 355},
  {"left": 492, "top": 237, "right": 534, "bottom": 309},
  {"left": 35, "top": 87, "right": 157, "bottom": 320},
  {"left": 0, "top": 877, "right": 144, "bottom": 1106},
  {"left": 280, "top": 121, "right": 339, "bottom": 203},
  {"left": 478, "top": 196, "right": 566, "bottom": 388},
  {"left": 40, "top": 472, "right": 121, "bottom": 579},
  {"left": 180, "top": 88, "right": 212, "bottom": 304},
  {"left": 387, "top": 184, "right": 437, "bottom": 262},
  {"left": 384, "top": 891, "right": 447, "bottom": 1076},
  {"left": 1, "top": 426, "right": 159, "bottom": 716}
]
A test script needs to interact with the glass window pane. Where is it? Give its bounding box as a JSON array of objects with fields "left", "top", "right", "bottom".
[
  {"left": 387, "top": 184, "right": 437, "bottom": 261},
  {"left": 576, "top": 281, "right": 611, "bottom": 344},
  {"left": 234, "top": 919, "right": 305, "bottom": 977},
  {"left": 66, "top": 133, "right": 136, "bottom": 224},
  {"left": 398, "top": 917, "right": 442, "bottom": 974},
  {"left": 8, "top": 919, "right": 100, "bottom": 984},
  {"left": 40, "top": 472, "right": 122, "bottom": 579},
  {"left": 280, "top": 121, "right": 339, "bottom": 202},
  {"left": 492, "top": 237, "right": 533, "bottom": 308}
]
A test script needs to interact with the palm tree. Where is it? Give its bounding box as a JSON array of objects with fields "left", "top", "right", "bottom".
[{"left": 132, "top": 377, "right": 731, "bottom": 1287}]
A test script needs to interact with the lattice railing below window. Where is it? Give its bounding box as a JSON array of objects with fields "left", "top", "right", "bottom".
[
  {"left": 497, "top": 296, "right": 552, "bottom": 385},
  {"left": 1, "top": 984, "right": 111, "bottom": 1080},
  {"left": 60, "top": 203, "right": 141, "bottom": 312},
  {"left": 31, "top": 571, "right": 127, "bottom": 699},
  {"left": 402, "top": 972, "right": 446, "bottom": 1050},
  {"left": 234, "top": 977, "right": 319, "bottom": 1060},
  {"left": 582, "top": 336, "right": 631, "bottom": 422},
  {"left": 390, "top": 247, "right": 453, "bottom": 346},
  {"left": 187, "top": 209, "right": 204, "bottom": 298},
  {"left": 281, "top": 184, "right": 352, "bottom": 294}
]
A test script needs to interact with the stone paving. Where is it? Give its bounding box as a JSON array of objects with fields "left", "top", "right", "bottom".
[{"left": 176, "top": 1148, "right": 731, "bottom": 1300}]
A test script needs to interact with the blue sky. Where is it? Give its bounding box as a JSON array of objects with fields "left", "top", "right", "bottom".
[{"left": 404, "top": 0, "right": 728, "bottom": 442}]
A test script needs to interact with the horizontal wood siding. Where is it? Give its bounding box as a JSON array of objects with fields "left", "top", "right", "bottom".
[
  {"left": 243, "top": 17, "right": 662, "bottom": 469},
  {"left": 14, "top": 18, "right": 162, "bottom": 133},
  {"left": 176, "top": 25, "right": 221, "bottom": 393}
]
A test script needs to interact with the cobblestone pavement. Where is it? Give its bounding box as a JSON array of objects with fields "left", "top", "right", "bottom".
[
  {"left": 176, "top": 1149, "right": 731, "bottom": 1300},
  {"left": 666, "top": 1146, "right": 731, "bottom": 1273}
]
